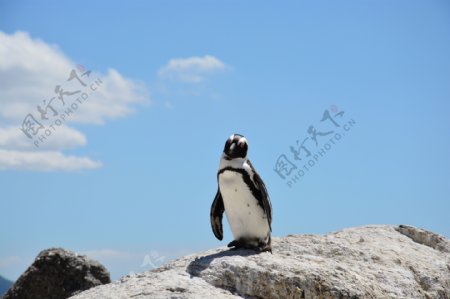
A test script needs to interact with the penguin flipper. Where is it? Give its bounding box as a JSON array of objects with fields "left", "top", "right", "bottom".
[
  {"left": 247, "top": 159, "right": 272, "bottom": 231},
  {"left": 210, "top": 189, "right": 224, "bottom": 240}
]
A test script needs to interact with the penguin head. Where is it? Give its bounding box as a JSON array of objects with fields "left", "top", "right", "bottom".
[{"left": 223, "top": 133, "right": 248, "bottom": 159}]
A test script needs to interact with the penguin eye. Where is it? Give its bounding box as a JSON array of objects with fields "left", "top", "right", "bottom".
[
  {"left": 227, "top": 139, "right": 233, "bottom": 144},
  {"left": 238, "top": 141, "right": 245, "bottom": 148}
]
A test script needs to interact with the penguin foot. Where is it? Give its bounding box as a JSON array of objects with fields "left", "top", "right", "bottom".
[
  {"left": 256, "top": 237, "right": 272, "bottom": 253},
  {"left": 227, "top": 240, "right": 243, "bottom": 249},
  {"left": 256, "top": 242, "right": 272, "bottom": 254},
  {"left": 228, "top": 239, "right": 272, "bottom": 253}
]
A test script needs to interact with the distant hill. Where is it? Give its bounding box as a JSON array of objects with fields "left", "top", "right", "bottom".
[{"left": 0, "top": 275, "right": 13, "bottom": 297}]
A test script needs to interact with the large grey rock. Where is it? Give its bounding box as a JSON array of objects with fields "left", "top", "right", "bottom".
[
  {"left": 4, "top": 248, "right": 110, "bottom": 299},
  {"left": 70, "top": 225, "right": 450, "bottom": 299}
]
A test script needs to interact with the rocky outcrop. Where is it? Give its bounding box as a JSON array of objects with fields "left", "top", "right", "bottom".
[
  {"left": 4, "top": 248, "right": 110, "bottom": 299},
  {"left": 70, "top": 225, "right": 450, "bottom": 299}
]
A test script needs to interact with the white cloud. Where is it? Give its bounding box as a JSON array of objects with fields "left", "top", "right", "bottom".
[
  {"left": 0, "top": 31, "right": 149, "bottom": 124},
  {"left": 0, "top": 31, "right": 150, "bottom": 171},
  {"left": 0, "top": 126, "right": 86, "bottom": 151},
  {"left": 0, "top": 149, "right": 101, "bottom": 172},
  {"left": 158, "top": 55, "right": 227, "bottom": 83},
  {"left": 70, "top": 68, "right": 149, "bottom": 124}
]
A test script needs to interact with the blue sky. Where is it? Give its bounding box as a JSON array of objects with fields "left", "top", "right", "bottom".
[{"left": 1, "top": 0, "right": 449, "bottom": 281}]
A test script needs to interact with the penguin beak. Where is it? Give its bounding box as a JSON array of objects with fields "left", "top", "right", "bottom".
[
  {"left": 228, "top": 143, "right": 236, "bottom": 155},
  {"left": 224, "top": 135, "right": 247, "bottom": 158}
]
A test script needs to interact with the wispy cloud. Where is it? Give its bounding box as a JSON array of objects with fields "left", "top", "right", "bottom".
[
  {"left": 0, "top": 150, "right": 101, "bottom": 172},
  {"left": 80, "top": 249, "right": 131, "bottom": 260},
  {"left": 0, "top": 126, "right": 86, "bottom": 151},
  {"left": 0, "top": 31, "right": 150, "bottom": 171},
  {"left": 158, "top": 55, "right": 227, "bottom": 83},
  {"left": 0, "top": 256, "right": 23, "bottom": 268}
]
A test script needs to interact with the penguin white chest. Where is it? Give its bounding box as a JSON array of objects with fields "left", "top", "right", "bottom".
[{"left": 218, "top": 170, "right": 269, "bottom": 241}]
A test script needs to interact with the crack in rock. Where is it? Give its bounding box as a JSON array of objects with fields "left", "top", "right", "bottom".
[{"left": 396, "top": 225, "right": 450, "bottom": 253}]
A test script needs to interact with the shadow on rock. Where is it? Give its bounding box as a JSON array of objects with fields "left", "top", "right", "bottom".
[{"left": 186, "top": 248, "right": 259, "bottom": 277}]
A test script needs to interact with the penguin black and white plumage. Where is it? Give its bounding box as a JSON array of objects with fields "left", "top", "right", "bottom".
[{"left": 210, "top": 134, "right": 272, "bottom": 252}]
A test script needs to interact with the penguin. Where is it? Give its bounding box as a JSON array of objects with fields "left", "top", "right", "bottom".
[{"left": 210, "top": 134, "right": 272, "bottom": 252}]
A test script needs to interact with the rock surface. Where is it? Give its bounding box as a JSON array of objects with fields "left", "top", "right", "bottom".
[
  {"left": 70, "top": 225, "right": 450, "bottom": 299},
  {"left": 396, "top": 224, "right": 450, "bottom": 254},
  {"left": 4, "top": 248, "right": 110, "bottom": 299}
]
